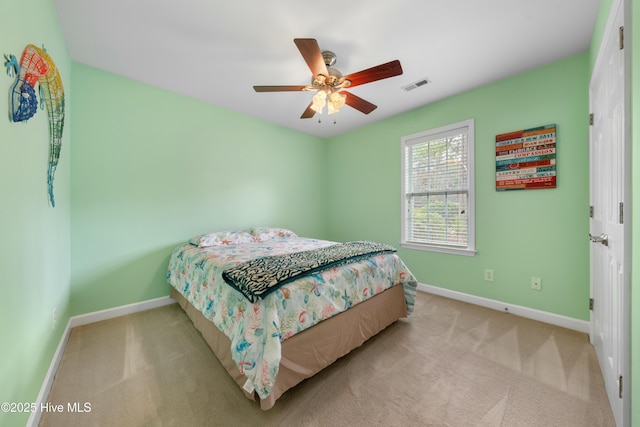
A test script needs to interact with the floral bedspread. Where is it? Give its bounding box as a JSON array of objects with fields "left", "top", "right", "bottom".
[{"left": 166, "top": 237, "right": 418, "bottom": 399}]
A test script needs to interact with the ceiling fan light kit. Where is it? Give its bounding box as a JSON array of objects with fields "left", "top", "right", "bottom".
[{"left": 253, "top": 38, "right": 403, "bottom": 121}]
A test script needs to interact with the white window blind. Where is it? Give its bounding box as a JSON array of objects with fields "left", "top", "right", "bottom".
[{"left": 401, "top": 119, "right": 475, "bottom": 256}]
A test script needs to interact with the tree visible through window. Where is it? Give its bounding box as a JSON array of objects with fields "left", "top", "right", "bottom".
[{"left": 401, "top": 119, "right": 475, "bottom": 256}]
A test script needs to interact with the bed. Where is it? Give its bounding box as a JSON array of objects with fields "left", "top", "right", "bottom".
[{"left": 166, "top": 227, "right": 418, "bottom": 410}]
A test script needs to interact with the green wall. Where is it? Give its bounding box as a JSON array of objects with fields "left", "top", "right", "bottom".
[
  {"left": 326, "top": 54, "right": 590, "bottom": 320},
  {"left": 70, "top": 64, "right": 327, "bottom": 315},
  {"left": 0, "top": 1, "right": 72, "bottom": 426},
  {"left": 632, "top": 0, "right": 639, "bottom": 420}
]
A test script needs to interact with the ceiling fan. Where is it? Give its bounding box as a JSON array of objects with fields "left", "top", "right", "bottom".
[{"left": 253, "top": 38, "right": 403, "bottom": 119}]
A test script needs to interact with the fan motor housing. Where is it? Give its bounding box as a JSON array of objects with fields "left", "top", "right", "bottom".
[{"left": 322, "top": 50, "right": 337, "bottom": 67}]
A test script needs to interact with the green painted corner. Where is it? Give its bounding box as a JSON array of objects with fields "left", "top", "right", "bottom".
[
  {"left": 326, "top": 53, "right": 590, "bottom": 321},
  {"left": 69, "top": 63, "right": 327, "bottom": 315}
]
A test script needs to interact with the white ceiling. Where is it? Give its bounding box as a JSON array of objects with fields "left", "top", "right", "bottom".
[{"left": 52, "top": 0, "right": 599, "bottom": 139}]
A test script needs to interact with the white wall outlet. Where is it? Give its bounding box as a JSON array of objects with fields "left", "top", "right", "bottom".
[
  {"left": 484, "top": 269, "right": 494, "bottom": 282},
  {"left": 531, "top": 277, "right": 542, "bottom": 291},
  {"left": 52, "top": 308, "right": 57, "bottom": 330}
]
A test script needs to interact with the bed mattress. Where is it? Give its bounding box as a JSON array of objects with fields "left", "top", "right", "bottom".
[{"left": 166, "top": 234, "right": 417, "bottom": 408}]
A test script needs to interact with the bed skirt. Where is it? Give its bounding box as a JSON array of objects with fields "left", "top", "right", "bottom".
[{"left": 170, "top": 283, "right": 408, "bottom": 410}]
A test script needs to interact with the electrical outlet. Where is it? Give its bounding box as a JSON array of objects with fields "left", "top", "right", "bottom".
[
  {"left": 531, "top": 277, "right": 542, "bottom": 291},
  {"left": 52, "top": 309, "right": 57, "bottom": 330},
  {"left": 484, "top": 269, "right": 494, "bottom": 282}
]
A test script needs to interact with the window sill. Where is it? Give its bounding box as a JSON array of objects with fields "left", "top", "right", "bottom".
[{"left": 400, "top": 242, "right": 477, "bottom": 257}]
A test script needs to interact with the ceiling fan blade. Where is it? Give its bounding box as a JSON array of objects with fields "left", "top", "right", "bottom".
[
  {"left": 294, "top": 38, "right": 329, "bottom": 77},
  {"left": 301, "top": 101, "right": 316, "bottom": 119},
  {"left": 254, "top": 85, "right": 307, "bottom": 92},
  {"left": 343, "top": 60, "right": 403, "bottom": 88},
  {"left": 342, "top": 91, "right": 377, "bottom": 114}
]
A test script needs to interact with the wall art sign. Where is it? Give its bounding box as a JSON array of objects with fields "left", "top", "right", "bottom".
[{"left": 495, "top": 124, "right": 556, "bottom": 191}]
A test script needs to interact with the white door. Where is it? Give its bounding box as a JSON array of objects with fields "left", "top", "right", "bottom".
[{"left": 589, "top": 1, "right": 627, "bottom": 425}]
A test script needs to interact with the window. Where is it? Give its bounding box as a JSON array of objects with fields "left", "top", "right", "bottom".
[{"left": 401, "top": 119, "right": 475, "bottom": 256}]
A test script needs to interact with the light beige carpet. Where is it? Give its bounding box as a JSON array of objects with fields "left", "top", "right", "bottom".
[{"left": 40, "top": 292, "right": 615, "bottom": 426}]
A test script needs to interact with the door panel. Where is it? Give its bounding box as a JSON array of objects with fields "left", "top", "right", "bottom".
[{"left": 589, "top": 2, "right": 625, "bottom": 425}]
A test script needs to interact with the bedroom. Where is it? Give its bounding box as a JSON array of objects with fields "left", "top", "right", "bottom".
[{"left": 0, "top": 0, "right": 638, "bottom": 426}]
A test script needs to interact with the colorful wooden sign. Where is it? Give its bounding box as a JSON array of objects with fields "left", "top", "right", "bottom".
[{"left": 495, "top": 124, "right": 556, "bottom": 191}]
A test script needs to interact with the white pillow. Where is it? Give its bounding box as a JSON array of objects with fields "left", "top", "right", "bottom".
[
  {"left": 189, "top": 230, "right": 255, "bottom": 247},
  {"left": 249, "top": 227, "right": 297, "bottom": 241}
]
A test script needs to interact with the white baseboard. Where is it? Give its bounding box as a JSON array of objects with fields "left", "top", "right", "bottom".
[
  {"left": 26, "top": 318, "right": 73, "bottom": 427},
  {"left": 69, "top": 295, "right": 176, "bottom": 328},
  {"left": 417, "top": 283, "right": 590, "bottom": 334},
  {"left": 27, "top": 296, "right": 176, "bottom": 427}
]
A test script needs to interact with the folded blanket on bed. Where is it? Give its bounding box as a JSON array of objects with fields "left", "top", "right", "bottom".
[{"left": 222, "top": 241, "right": 396, "bottom": 302}]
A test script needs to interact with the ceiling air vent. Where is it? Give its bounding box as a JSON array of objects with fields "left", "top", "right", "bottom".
[{"left": 402, "top": 78, "right": 431, "bottom": 92}]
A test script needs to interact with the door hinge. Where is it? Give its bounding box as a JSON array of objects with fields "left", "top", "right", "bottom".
[
  {"left": 589, "top": 298, "right": 594, "bottom": 310},
  {"left": 590, "top": 206, "right": 594, "bottom": 218},
  {"left": 619, "top": 375, "right": 623, "bottom": 398},
  {"left": 619, "top": 202, "right": 624, "bottom": 224},
  {"left": 589, "top": 113, "right": 594, "bottom": 125},
  {"left": 619, "top": 26, "right": 624, "bottom": 50}
]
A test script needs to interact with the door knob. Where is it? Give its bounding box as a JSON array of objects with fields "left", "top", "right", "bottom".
[{"left": 589, "top": 233, "right": 609, "bottom": 246}]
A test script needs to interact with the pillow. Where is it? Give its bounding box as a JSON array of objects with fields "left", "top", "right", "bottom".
[
  {"left": 249, "top": 227, "right": 297, "bottom": 241},
  {"left": 189, "top": 230, "right": 254, "bottom": 247}
]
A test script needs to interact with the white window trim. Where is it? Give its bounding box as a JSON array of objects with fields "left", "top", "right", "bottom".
[{"left": 400, "top": 119, "right": 476, "bottom": 256}]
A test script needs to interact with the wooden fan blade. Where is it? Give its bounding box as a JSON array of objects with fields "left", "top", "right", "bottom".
[
  {"left": 343, "top": 60, "right": 403, "bottom": 88},
  {"left": 342, "top": 90, "right": 377, "bottom": 114},
  {"left": 254, "top": 85, "right": 307, "bottom": 92},
  {"left": 294, "top": 38, "right": 329, "bottom": 78},
  {"left": 301, "top": 101, "right": 316, "bottom": 119}
]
